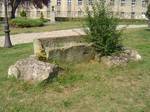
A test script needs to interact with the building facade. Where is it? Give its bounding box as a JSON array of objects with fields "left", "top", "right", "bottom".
[{"left": 0, "top": 0, "right": 149, "bottom": 19}]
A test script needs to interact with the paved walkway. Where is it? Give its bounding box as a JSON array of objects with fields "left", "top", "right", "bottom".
[{"left": 0, "top": 25, "right": 147, "bottom": 47}]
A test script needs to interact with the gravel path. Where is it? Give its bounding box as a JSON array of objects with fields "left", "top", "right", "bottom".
[{"left": 0, "top": 25, "right": 147, "bottom": 47}]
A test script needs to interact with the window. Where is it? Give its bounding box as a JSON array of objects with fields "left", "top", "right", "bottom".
[
  {"left": 47, "top": 1, "right": 51, "bottom": 8},
  {"left": 142, "top": 12, "right": 145, "bottom": 15},
  {"left": 67, "top": 0, "right": 72, "bottom": 6},
  {"left": 121, "top": 0, "right": 126, "bottom": 6},
  {"left": 47, "top": 11, "right": 50, "bottom": 18},
  {"left": 131, "top": 0, "right": 136, "bottom": 6},
  {"left": 131, "top": 12, "right": 135, "bottom": 19},
  {"left": 26, "top": 11, "right": 31, "bottom": 17},
  {"left": 36, "top": 11, "right": 41, "bottom": 17},
  {"left": 78, "top": 0, "right": 82, "bottom": 5},
  {"left": 142, "top": 0, "right": 148, "bottom": 7},
  {"left": 78, "top": 10, "right": 82, "bottom": 16},
  {"left": 89, "top": 0, "right": 93, "bottom": 5},
  {"left": 142, "top": 12, "right": 146, "bottom": 18},
  {"left": 67, "top": 11, "right": 71, "bottom": 17},
  {"left": 110, "top": 0, "right": 115, "bottom": 6},
  {"left": 67, "top": 6, "right": 71, "bottom": 11},
  {"left": 120, "top": 12, "right": 125, "bottom": 18},
  {"left": 67, "top": 0, "right": 72, "bottom": 12},
  {"left": 57, "top": 0, "right": 61, "bottom": 6},
  {"left": 25, "top": 1, "right": 30, "bottom": 8},
  {"left": 57, "top": 10, "right": 61, "bottom": 16}
]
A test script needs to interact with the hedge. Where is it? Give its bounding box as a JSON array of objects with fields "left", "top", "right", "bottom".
[
  {"left": 10, "top": 18, "right": 44, "bottom": 27},
  {"left": 55, "top": 17, "right": 147, "bottom": 24},
  {"left": 0, "top": 17, "right": 4, "bottom": 21},
  {"left": 55, "top": 17, "right": 85, "bottom": 21}
]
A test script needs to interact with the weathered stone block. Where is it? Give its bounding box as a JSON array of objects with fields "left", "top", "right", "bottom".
[
  {"left": 46, "top": 43, "right": 95, "bottom": 63},
  {"left": 33, "top": 36, "right": 95, "bottom": 63},
  {"left": 8, "top": 57, "right": 59, "bottom": 83},
  {"left": 33, "top": 39, "right": 47, "bottom": 60},
  {"left": 101, "top": 48, "right": 142, "bottom": 67}
]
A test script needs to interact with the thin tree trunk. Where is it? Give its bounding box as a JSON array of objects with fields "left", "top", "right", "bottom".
[
  {"left": 10, "top": 0, "right": 21, "bottom": 19},
  {"left": 10, "top": 8, "right": 16, "bottom": 19}
]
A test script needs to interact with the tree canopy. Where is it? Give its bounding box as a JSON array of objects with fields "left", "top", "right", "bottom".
[
  {"left": 146, "top": 4, "right": 150, "bottom": 19},
  {"left": 9, "top": 0, "right": 50, "bottom": 18}
]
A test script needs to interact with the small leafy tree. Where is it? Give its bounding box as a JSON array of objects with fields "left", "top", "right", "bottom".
[
  {"left": 146, "top": 4, "right": 150, "bottom": 27},
  {"left": 20, "top": 10, "right": 27, "bottom": 17},
  {"left": 85, "top": 1, "right": 122, "bottom": 56}
]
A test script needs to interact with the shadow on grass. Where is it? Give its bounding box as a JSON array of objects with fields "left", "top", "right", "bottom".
[{"left": 41, "top": 67, "right": 64, "bottom": 85}]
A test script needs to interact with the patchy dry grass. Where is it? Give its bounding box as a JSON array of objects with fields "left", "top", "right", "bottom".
[{"left": 0, "top": 28, "right": 150, "bottom": 112}]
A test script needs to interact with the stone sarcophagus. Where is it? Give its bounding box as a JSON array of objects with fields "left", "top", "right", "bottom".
[{"left": 33, "top": 36, "right": 95, "bottom": 63}]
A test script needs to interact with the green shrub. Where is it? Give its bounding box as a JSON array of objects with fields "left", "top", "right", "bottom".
[
  {"left": 10, "top": 18, "right": 44, "bottom": 27},
  {"left": 20, "top": 10, "right": 27, "bottom": 18},
  {"left": 55, "top": 17, "right": 85, "bottom": 21},
  {"left": 85, "top": 1, "right": 122, "bottom": 56},
  {"left": 40, "top": 12, "right": 44, "bottom": 20},
  {"left": 41, "top": 18, "right": 49, "bottom": 23},
  {"left": 146, "top": 4, "right": 150, "bottom": 19},
  {"left": 0, "top": 17, "right": 4, "bottom": 21},
  {"left": 146, "top": 4, "right": 150, "bottom": 27},
  {"left": 38, "top": 12, "right": 49, "bottom": 23}
]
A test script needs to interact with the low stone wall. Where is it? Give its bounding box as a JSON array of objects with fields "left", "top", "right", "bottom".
[
  {"left": 33, "top": 36, "right": 95, "bottom": 63},
  {"left": 37, "top": 36, "right": 85, "bottom": 48},
  {"left": 33, "top": 36, "right": 142, "bottom": 65}
]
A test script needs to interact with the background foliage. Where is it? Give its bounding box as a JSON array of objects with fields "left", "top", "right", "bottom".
[{"left": 20, "top": 10, "right": 27, "bottom": 18}]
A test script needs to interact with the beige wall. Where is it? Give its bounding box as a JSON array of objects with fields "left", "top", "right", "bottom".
[
  {"left": 53, "top": 0, "right": 149, "bottom": 19},
  {"left": 0, "top": 0, "right": 149, "bottom": 19},
  {"left": 111, "top": 0, "right": 149, "bottom": 19}
]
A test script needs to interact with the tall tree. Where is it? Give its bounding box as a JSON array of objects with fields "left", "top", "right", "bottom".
[
  {"left": 9, "top": 0, "right": 21, "bottom": 18},
  {"left": 9, "top": 0, "right": 50, "bottom": 18},
  {"left": 146, "top": 4, "right": 150, "bottom": 27}
]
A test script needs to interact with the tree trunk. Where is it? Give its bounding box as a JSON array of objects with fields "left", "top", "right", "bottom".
[
  {"left": 10, "top": 9, "right": 16, "bottom": 19},
  {"left": 10, "top": 0, "right": 22, "bottom": 19}
]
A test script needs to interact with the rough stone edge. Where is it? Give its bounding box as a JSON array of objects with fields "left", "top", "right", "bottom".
[
  {"left": 99, "top": 47, "right": 142, "bottom": 67},
  {"left": 33, "top": 39, "right": 47, "bottom": 60}
]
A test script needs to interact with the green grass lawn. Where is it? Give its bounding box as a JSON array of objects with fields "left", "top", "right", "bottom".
[
  {"left": 0, "top": 21, "right": 83, "bottom": 36},
  {"left": 0, "top": 28, "right": 150, "bottom": 112},
  {"left": 0, "top": 20, "right": 148, "bottom": 36}
]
